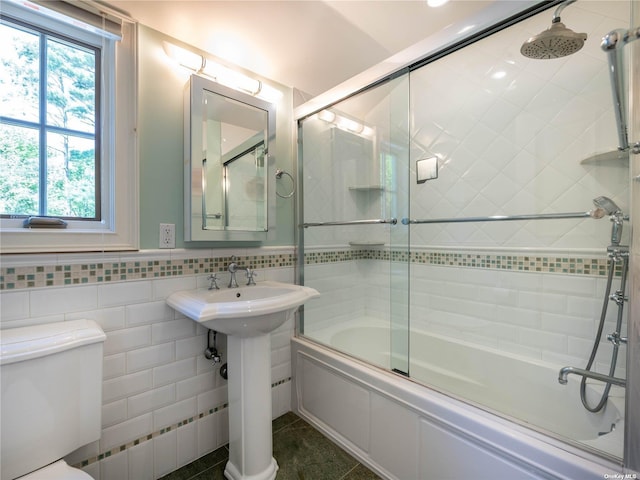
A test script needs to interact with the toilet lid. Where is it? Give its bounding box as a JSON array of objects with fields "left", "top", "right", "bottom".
[{"left": 18, "top": 460, "right": 93, "bottom": 480}]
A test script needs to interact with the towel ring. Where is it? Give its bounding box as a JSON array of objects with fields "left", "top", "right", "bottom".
[{"left": 275, "top": 169, "right": 295, "bottom": 198}]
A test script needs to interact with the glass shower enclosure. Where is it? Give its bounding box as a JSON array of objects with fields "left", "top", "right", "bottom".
[{"left": 297, "top": 0, "right": 632, "bottom": 463}]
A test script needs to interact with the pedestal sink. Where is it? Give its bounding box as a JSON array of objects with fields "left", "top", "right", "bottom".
[{"left": 167, "top": 281, "right": 319, "bottom": 480}]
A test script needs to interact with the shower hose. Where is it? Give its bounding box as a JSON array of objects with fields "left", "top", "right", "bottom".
[{"left": 580, "top": 252, "right": 628, "bottom": 412}]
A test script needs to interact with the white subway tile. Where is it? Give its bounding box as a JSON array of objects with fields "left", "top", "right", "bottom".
[
  {"left": 271, "top": 382, "right": 291, "bottom": 419},
  {"left": 103, "top": 370, "right": 153, "bottom": 404},
  {"left": 176, "top": 334, "right": 207, "bottom": 360},
  {"left": 0, "top": 291, "right": 29, "bottom": 322},
  {"left": 271, "top": 345, "right": 290, "bottom": 369},
  {"left": 153, "top": 397, "right": 197, "bottom": 431},
  {"left": 153, "top": 430, "right": 177, "bottom": 478},
  {"left": 128, "top": 440, "right": 154, "bottom": 480},
  {"left": 152, "top": 276, "right": 197, "bottom": 301},
  {"left": 104, "top": 353, "right": 126, "bottom": 380},
  {"left": 101, "top": 413, "right": 153, "bottom": 452},
  {"left": 126, "top": 300, "right": 173, "bottom": 327},
  {"left": 127, "top": 343, "right": 175, "bottom": 373},
  {"left": 196, "top": 412, "right": 218, "bottom": 457},
  {"left": 177, "top": 421, "right": 198, "bottom": 468},
  {"left": 541, "top": 312, "right": 594, "bottom": 339},
  {"left": 567, "top": 295, "right": 602, "bottom": 318},
  {"left": 519, "top": 327, "right": 567, "bottom": 354},
  {"left": 197, "top": 385, "right": 228, "bottom": 413},
  {"left": 103, "top": 399, "right": 127, "bottom": 428},
  {"left": 128, "top": 384, "right": 176, "bottom": 418},
  {"left": 103, "top": 326, "right": 151, "bottom": 355},
  {"left": 542, "top": 274, "right": 596, "bottom": 296},
  {"left": 215, "top": 409, "right": 230, "bottom": 447},
  {"left": 152, "top": 318, "right": 196, "bottom": 344},
  {"left": 495, "top": 305, "right": 540, "bottom": 328},
  {"left": 98, "top": 281, "right": 152, "bottom": 308},
  {"left": 30, "top": 286, "right": 97, "bottom": 317},
  {"left": 66, "top": 306, "right": 125, "bottom": 331},
  {"left": 271, "top": 363, "right": 291, "bottom": 384},
  {"left": 100, "top": 449, "right": 128, "bottom": 480},
  {"left": 154, "top": 357, "right": 197, "bottom": 387},
  {"left": 176, "top": 370, "right": 216, "bottom": 401},
  {"left": 518, "top": 291, "right": 567, "bottom": 314}
]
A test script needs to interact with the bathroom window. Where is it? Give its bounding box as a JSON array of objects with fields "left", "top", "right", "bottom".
[
  {"left": 0, "top": 0, "right": 138, "bottom": 253},
  {"left": 1, "top": 19, "right": 100, "bottom": 221}
]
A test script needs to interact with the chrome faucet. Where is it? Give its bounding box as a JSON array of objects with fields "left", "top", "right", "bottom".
[
  {"left": 558, "top": 366, "right": 626, "bottom": 387},
  {"left": 227, "top": 256, "right": 256, "bottom": 287}
]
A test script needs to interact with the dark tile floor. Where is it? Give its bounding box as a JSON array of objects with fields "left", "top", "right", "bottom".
[{"left": 160, "top": 412, "right": 382, "bottom": 480}]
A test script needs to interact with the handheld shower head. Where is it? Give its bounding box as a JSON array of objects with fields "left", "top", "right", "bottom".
[
  {"left": 520, "top": 0, "right": 587, "bottom": 59},
  {"left": 593, "top": 196, "right": 621, "bottom": 215},
  {"left": 593, "top": 196, "right": 624, "bottom": 246}
]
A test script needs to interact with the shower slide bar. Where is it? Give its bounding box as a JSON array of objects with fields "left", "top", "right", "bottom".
[
  {"left": 302, "top": 218, "right": 397, "bottom": 228},
  {"left": 403, "top": 211, "right": 596, "bottom": 225},
  {"left": 601, "top": 26, "right": 640, "bottom": 153}
]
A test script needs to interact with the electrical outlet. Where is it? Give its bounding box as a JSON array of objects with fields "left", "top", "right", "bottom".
[{"left": 159, "top": 223, "right": 175, "bottom": 248}]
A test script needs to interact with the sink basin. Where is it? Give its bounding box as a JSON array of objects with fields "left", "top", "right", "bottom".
[{"left": 167, "top": 281, "right": 319, "bottom": 337}]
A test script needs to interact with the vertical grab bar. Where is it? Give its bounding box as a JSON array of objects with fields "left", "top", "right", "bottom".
[{"left": 601, "top": 27, "right": 640, "bottom": 152}]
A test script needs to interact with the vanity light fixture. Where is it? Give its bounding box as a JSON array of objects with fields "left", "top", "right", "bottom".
[
  {"left": 162, "top": 41, "right": 204, "bottom": 71},
  {"left": 162, "top": 41, "right": 282, "bottom": 102}
]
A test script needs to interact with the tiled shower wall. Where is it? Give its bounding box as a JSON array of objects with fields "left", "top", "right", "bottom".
[
  {"left": 302, "top": 247, "right": 626, "bottom": 378},
  {"left": 0, "top": 247, "right": 295, "bottom": 480}
]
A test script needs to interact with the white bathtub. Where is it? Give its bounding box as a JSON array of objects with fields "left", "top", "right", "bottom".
[{"left": 294, "top": 323, "right": 626, "bottom": 479}]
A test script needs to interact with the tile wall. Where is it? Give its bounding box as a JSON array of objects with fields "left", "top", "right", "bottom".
[
  {"left": 0, "top": 247, "right": 295, "bottom": 479},
  {"left": 302, "top": 246, "right": 627, "bottom": 378}
]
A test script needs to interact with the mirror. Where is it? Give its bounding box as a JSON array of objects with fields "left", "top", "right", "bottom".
[{"left": 184, "top": 74, "right": 276, "bottom": 241}]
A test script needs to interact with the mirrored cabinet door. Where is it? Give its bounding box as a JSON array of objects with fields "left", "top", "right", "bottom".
[{"left": 184, "top": 74, "right": 276, "bottom": 242}]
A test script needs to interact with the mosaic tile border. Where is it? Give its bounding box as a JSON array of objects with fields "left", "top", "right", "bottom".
[
  {"left": 0, "top": 247, "right": 621, "bottom": 291},
  {"left": 74, "top": 377, "right": 292, "bottom": 470},
  {"left": 303, "top": 248, "right": 623, "bottom": 277},
  {"left": 0, "top": 253, "right": 295, "bottom": 290}
]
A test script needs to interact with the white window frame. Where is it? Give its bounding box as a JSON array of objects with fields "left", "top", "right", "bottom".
[{"left": 0, "top": 1, "right": 138, "bottom": 253}]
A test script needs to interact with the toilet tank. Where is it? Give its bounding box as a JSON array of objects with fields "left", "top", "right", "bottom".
[{"left": 0, "top": 319, "right": 106, "bottom": 480}]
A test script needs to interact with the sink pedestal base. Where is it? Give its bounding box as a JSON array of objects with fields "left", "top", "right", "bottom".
[{"left": 224, "top": 334, "right": 278, "bottom": 480}]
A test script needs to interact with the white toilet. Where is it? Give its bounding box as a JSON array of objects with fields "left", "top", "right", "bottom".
[{"left": 1, "top": 319, "right": 106, "bottom": 479}]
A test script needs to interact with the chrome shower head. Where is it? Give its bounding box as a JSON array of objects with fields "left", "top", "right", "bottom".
[
  {"left": 593, "top": 196, "right": 621, "bottom": 215},
  {"left": 520, "top": 0, "right": 587, "bottom": 59}
]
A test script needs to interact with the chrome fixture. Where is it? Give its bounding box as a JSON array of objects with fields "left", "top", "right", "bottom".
[
  {"left": 403, "top": 204, "right": 612, "bottom": 225},
  {"left": 227, "top": 256, "right": 256, "bottom": 287},
  {"left": 558, "top": 197, "right": 629, "bottom": 412},
  {"left": 207, "top": 273, "right": 220, "bottom": 290},
  {"left": 558, "top": 366, "right": 626, "bottom": 388},
  {"left": 520, "top": 0, "right": 586, "bottom": 59},
  {"left": 593, "top": 196, "right": 625, "bottom": 246},
  {"left": 275, "top": 169, "right": 295, "bottom": 199},
  {"left": 204, "top": 329, "right": 222, "bottom": 364},
  {"left": 601, "top": 26, "right": 640, "bottom": 152},
  {"left": 302, "top": 218, "right": 397, "bottom": 228}
]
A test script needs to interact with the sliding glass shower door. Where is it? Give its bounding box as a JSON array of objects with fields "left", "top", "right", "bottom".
[{"left": 297, "top": 73, "right": 410, "bottom": 373}]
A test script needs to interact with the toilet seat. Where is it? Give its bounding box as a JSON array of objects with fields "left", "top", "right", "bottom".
[{"left": 18, "top": 460, "right": 92, "bottom": 480}]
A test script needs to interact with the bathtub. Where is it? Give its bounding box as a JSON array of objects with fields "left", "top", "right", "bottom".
[{"left": 293, "top": 322, "right": 626, "bottom": 479}]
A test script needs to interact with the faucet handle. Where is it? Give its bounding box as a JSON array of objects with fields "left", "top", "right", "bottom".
[
  {"left": 246, "top": 268, "right": 257, "bottom": 286},
  {"left": 207, "top": 273, "right": 220, "bottom": 290}
]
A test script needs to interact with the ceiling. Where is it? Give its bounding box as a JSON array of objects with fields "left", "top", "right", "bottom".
[{"left": 107, "top": 0, "right": 494, "bottom": 100}]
